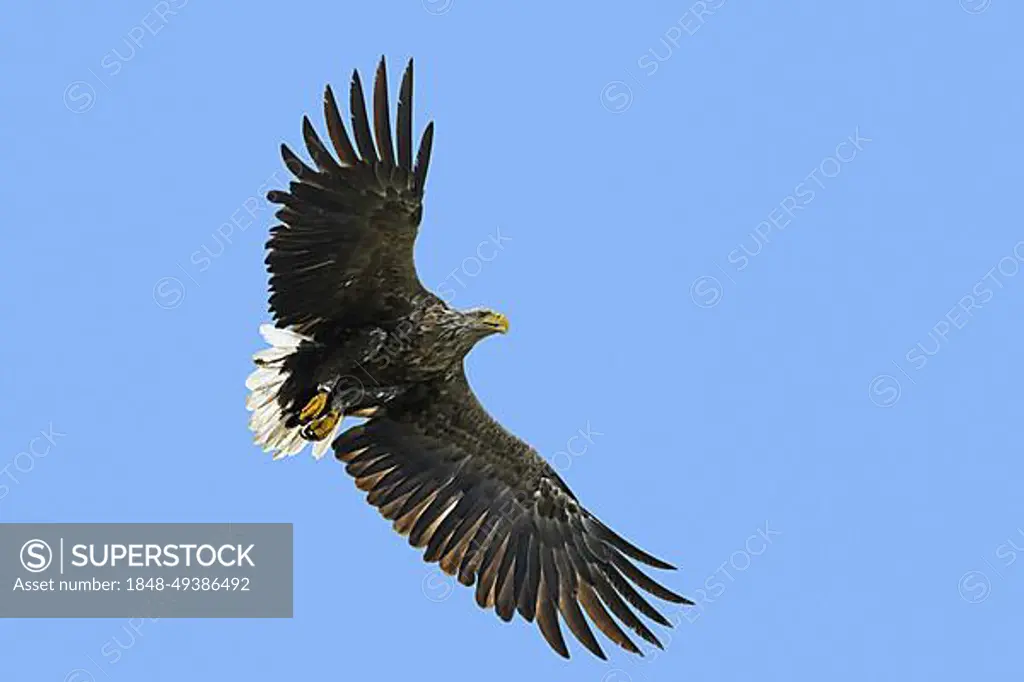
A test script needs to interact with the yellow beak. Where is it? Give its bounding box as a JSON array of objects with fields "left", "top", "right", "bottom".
[{"left": 481, "top": 312, "right": 510, "bottom": 334}]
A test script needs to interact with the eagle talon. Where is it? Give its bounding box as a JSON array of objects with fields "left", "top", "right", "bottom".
[
  {"left": 298, "top": 391, "right": 330, "bottom": 422},
  {"left": 301, "top": 409, "right": 341, "bottom": 441}
]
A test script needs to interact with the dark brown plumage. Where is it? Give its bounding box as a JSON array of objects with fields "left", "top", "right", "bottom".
[{"left": 246, "top": 56, "right": 692, "bottom": 659}]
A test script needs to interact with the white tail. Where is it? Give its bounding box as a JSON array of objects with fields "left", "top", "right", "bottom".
[{"left": 246, "top": 324, "right": 336, "bottom": 460}]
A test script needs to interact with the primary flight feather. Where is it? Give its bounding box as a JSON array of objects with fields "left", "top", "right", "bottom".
[{"left": 246, "top": 56, "right": 692, "bottom": 659}]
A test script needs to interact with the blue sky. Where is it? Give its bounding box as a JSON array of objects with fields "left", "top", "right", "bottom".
[{"left": 2, "top": 0, "right": 1023, "bottom": 679}]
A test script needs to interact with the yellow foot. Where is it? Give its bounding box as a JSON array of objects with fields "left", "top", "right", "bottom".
[
  {"left": 301, "top": 409, "right": 341, "bottom": 441},
  {"left": 298, "top": 391, "right": 330, "bottom": 422}
]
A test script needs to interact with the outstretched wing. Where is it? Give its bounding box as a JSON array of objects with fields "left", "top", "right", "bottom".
[
  {"left": 332, "top": 372, "right": 692, "bottom": 659},
  {"left": 265, "top": 57, "right": 435, "bottom": 334}
]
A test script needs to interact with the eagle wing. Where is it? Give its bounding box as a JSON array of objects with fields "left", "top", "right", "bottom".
[
  {"left": 265, "top": 57, "right": 434, "bottom": 334},
  {"left": 333, "top": 371, "right": 692, "bottom": 659}
]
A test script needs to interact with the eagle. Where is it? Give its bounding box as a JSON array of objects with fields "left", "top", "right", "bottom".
[{"left": 246, "top": 57, "right": 692, "bottom": 659}]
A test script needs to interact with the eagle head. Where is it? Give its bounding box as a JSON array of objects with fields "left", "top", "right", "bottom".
[{"left": 463, "top": 307, "right": 510, "bottom": 338}]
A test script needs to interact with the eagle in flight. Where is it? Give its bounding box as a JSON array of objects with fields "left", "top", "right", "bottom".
[{"left": 246, "top": 57, "right": 692, "bottom": 659}]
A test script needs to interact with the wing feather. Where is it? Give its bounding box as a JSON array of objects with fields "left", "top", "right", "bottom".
[
  {"left": 413, "top": 121, "right": 434, "bottom": 193},
  {"left": 372, "top": 57, "right": 396, "bottom": 168},
  {"left": 553, "top": 547, "right": 605, "bottom": 660},
  {"left": 397, "top": 59, "right": 414, "bottom": 170},
  {"left": 323, "top": 84, "right": 358, "bottom": 165},
  {"left": 516, "top": 531, "right": 542, "bottom": 622},
  {"left": 424, "top": 490, "right": 479, "bottom": 562},
  {"left": 536, "top": 572, "right": 569, "bottom": 658},
  {"left": 348, "top": 70, "right": 377, "bottom": 162},
  {"left": 301, "top": 116, "right": 344, "bottom": 175},
  {"left": 578, "top": 581, "right": 640, "bottom": 655}
]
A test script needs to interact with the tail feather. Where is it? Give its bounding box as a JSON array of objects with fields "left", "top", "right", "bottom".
[
  {"left": 246, "top": 324, "right": 338, "bottom": 460},
  {"left": 259, "top": 323, "right": 308, "bottom": 349}
]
